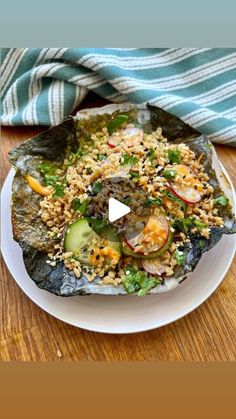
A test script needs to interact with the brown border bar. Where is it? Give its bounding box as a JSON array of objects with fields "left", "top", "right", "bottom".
[{"left": 0, "top": 362, "right": 235, "bottom": 418}]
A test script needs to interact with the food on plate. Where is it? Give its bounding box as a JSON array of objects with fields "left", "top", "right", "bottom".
[{"left": 9, "top": 104, "right": 236, "bottom": 296}]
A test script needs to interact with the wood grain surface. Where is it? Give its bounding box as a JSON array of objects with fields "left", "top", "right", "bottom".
[{"left": 1, "top": 98, "right": 236, "bottom": 361}]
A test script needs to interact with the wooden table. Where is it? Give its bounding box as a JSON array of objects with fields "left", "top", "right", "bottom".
[{"left": 1, "top": 100, "right": 236, "bottom": 361}]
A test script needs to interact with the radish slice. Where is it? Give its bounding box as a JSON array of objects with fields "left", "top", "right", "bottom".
[
  {"left": 142, "top": 258, "right": 169, "bottom": 276},
  {"left": 170, "top": 164, "right": 202, "bottom": 204},
  {"left": 124, "top": 219, "right": 146, "bottom": 251},
  {"left": 124, "top": 215, "right": 169, "bottom": 255},
  {"left": 108, "top": 127, "right": 143, "bottom": 148},
  {"left": 170, "top": 184, "right": 202, "bottom": 204}
]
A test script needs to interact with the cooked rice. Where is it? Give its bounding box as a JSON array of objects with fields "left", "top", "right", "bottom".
[{"left": 39, "top": 120, "right": 224, "bottom": 286}]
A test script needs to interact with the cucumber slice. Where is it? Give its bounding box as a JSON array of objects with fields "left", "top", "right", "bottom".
[
  {"left": 64, "top": 218, "right": 121, "bottom": 266},
  {"left": 121, "top": 231, "right": 173, "bottom": 259},
  {"left": 101, "top": 225, "right": 122, "bottom": 253},
  {"left": 64, "top": 218, "right": 99, "bottom": 264}
]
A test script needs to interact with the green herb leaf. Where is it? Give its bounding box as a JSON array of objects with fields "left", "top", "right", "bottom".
[
  {"left": 148, "top": 148, "right": 156, "bottom": 162},
  {"left": 214, "top": 195, "right": 229, "bottom": 206},
  {"left": 174, "top": 217, "right": 207, "bottom": 233},
  {"left": 38, "top": 161, "right": 57, "bottom": 176},
  {"left": 161, "top": 190, "right": 180, "bottom": 201},
  {"left": 144, "top": 197, "right": 162, "bottom": 207},
  {"left": 198, "top": 239, "right": 206, "bottom": 250},
  {"left": 44, "top": 174, "right": 66, "bottom": 198},
  {"left": 168, "top": 149, "right": 181, "bottom": 164},
  {"left": 71, "top": 148, "right": 85, "bottom": 160},
  {"left": 206, "top": 143, "right": 213, "bottom": 148},
  {"left": 72, "top": 198, "right": 81, "bottom": 211},
  {"left": 192, "top": 219, "right": 207, "bottom": 230},
  {"left": 92, "top": 182, "right": 103, "bottom": 194},
  {"left": 72, "top": 198, "right": 88, "bottom": 214},
  {"left": 120, "top": 154, "right": 138, "bottom": 166},
  {"left": 122, "top": 197, "right": 132, "bottom": 206},
  {"left": 129, "top": 171, "right": 140, "bottom": 180},
  {"left": 173, "top": 218, "right": 192, "bottom": 233},
  {"left": 86, "top": 167, "right": 93, "bottom": 174},
  {"left": 53, "top": 182, "right": 66, "bottom": 198},
  {"left": 162, "top": 169, "right": 176, "bottom": 180},
  {"left": 44, "top": 174, "right": 58, "bottom": 186},
  {"left": 107, "top": 114, "right": 129, "bottom": 135},
  {"left": 138, "top": 279, "right": 159, "bottom": 296},
  {"left": 79, "top": 199, "right": 89, "bottom": 215},
  {"left": 174, "top": 249, "right": 185, "bottom": 265},
  {"left": 38, "top": 162, "right": 64, "bottom": 197},
  {"left": 88, "top": 218, "right": 108, "bottom": 234},
  {"left": 123, "top": 266, "right": 160, "bottom": 296},
  {"left": 97, "top": 154, "right": 106, "bottom": 161}
]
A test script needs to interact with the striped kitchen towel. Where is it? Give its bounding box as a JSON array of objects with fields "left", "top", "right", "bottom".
[{"left": 1, "top": 48, "right": 236, "bottom": 146}]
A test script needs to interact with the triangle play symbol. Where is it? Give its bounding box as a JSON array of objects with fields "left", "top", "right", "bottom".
[{"left": 108, "top": 197, "right": 131, "bottom": 222}]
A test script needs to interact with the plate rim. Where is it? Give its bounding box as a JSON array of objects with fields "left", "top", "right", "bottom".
[{"left": 1, "top": 165, "right": 236, "bottom": 334}]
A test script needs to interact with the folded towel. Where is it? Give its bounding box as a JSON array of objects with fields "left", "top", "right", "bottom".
[{"left": 1, "top": 48, "right": 236, "bottom": 146}]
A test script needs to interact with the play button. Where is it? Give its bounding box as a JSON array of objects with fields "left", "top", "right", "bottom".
[
  {"left": 108, "top": 197, "right": 131, "bottom": 222},
  {"left": 87, "top": 176, "right": 151, "bottom": 242}
]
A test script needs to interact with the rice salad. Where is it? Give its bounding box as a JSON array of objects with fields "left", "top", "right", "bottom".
[{"left": 29, "top": 110, "right": 230, "bottom": 296}]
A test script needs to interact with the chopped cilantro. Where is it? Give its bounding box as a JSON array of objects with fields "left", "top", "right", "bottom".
[
  {"left": 137, "top": 279, "right": 159, "bottom": 296},
  {"left": 173, "top": 218, "right": 192, "bottom": 233},
  {"left": 107, "top": 114, "right": 128, "bottom": 135},
  {"left": 161, "top": 190, "right": 186, "bottom": 217},
  {"left": 38, "top": 161, "right": 57, "bottom": 176},
  {"left": 88, "top": 218, "right": 108, "bottom": 234},
  {"left": 53, "top": 182, "right": 66, "bottom": 198},
  {"left": 174, "top": 217, "right": 207, "bottom": 233},
  {"left": 129, "top": 171, "right": 140, "bottom": 180},
  {"left": 148, "top": 148, "right": 156, "bottom": 162},
  {"left": 97, "top": 154, "right": 106, "bottom": 161},
  {"left": 67, "top": 149, "right": 86, "bottom": 165},
  {"left": 122, "top": 197, "right": 132, "bottom": 206},
  {"left": 44, "top": 174, "right": 58, "bottom": 186},
  {"left": 92, "top": 182, "right": 103, "bottom": 194},
  {"left": 161, "top": 189, "right": 182, "bottom": 202},
  {"left": 72, "top": 198, "right": 89, "bottom": 214},
  {"left": 198, "top": 239, "right": 206, "bottom": 250},
  {"left": 144, "top": 197, "right": 162, "bottom": 207},
  {"left": 162, "top": 169, "right": 176, "bottom": 180},
  {"left": 44, "top": 174, "right": 66, "bottom": 198},
  {"left": 214, "top": 195, "right": 229, "bottom": 206},
  {"left": 174, "top": 249, "right": 185, "bottom": 265},
  {"left": 39, "top": 163, "right": 66, "bottom": 198},
  {"left": 192, "top": 219, "right": 207, "bottom": 230},
  {"left": 168, "top": 149, "right": 181, "bottom": 164},
  {"left": 120, "top": 154, "right": 138, "bottom": 166},
  {"left": 72, "top": 148, "right": 85, "bottom": 160},
  {"left": 123, "top": 266, "right": 160, "bottom": 296}
]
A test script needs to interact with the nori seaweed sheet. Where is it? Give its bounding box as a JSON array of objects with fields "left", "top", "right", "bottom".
[{"left": 8, "top": 105, "right": 236, "bottom": 296}]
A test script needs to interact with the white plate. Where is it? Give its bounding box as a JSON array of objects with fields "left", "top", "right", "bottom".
[{"left": 1, "top": 168, "right": 236, "bottom": 334}]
